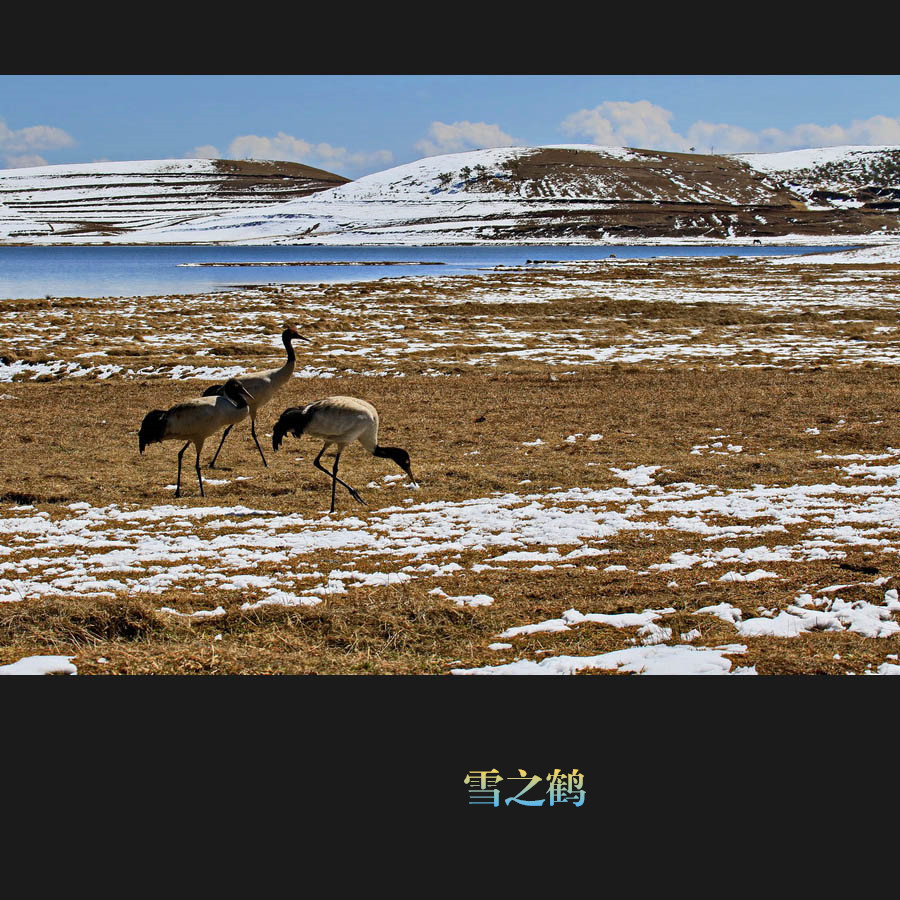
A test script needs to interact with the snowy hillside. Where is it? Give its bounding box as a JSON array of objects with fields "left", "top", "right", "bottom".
[
  {"left": 735, "top": 145, "right": 900, "bottom": 211},
  {"left": 315, "top": 145, "right": 783, "bottom": 204},
  {"left": 2, "top": 145, "right": 900, "bottom": 246},
  {"left": 126, "top": 145, "right": 803, "bottom": 245},
  {"left": 0, "top": 157, "right": 348, "bottom": 241},
  {"left": 736, "top": 145, "right": 900, "bottom": 182}
]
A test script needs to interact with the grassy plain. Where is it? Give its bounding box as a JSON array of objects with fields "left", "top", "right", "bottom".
[{"left": 1, "top": 255, "right": 899, "bottom": 674}]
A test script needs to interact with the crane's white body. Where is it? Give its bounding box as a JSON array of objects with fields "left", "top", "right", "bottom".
[
  {"left": 163, "top": 393, "right": 250, "bottom": 444},
  {"left": 299, "top": 396, "right": 380, "bottom": 453},
  {"left": 235, "top": 354, "right": 295, "bottom": 418}
]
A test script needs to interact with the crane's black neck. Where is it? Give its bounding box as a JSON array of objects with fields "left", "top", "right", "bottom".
[{"left": 282, "top": 329, "right": 296, "bottom": 364}]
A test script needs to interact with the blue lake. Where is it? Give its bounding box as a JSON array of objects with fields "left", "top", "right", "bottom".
[{"left": 0, "top": 244, "right": 853, "bottom": 300}]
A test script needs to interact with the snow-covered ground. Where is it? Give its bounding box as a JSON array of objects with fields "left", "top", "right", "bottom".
[
  {"left": 0, "top": 654, "right": 77, "bottom": 675},
  {"left": 771, "top": 241, "right": 900, "bottom": 265},
  {"left": 2, "top": 453, "right": 900, "bottom": 674},
  {"left": 0, "top": 157, "right": 341, "bottom": 243},
  {"left": 3, "top": 250, "right": 899, "bottom": 390}
]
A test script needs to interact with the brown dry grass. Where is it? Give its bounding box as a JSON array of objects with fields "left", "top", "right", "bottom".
[{"left": 2, "top": 255, "right": 900, "bottom": 674}]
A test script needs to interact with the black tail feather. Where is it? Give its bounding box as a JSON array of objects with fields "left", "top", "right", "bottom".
[
  {"left": 139, "top": 410, "right": 169, "bottom": 454},
  {"left": 272, "top": 406, "right": 312, "bottom": 452}
]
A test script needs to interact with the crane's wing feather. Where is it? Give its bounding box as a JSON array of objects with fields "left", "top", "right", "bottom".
[
  {"left": 139, "top": 410, "right": 169, "bottom": 453},
  {"left": 272, "top": 406, "right": 314, "bottom": 451}
]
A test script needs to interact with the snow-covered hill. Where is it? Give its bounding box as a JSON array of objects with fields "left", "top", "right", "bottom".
[
  {"left": 735, "top": 145, "right": 900, "bottom": 211},
  {"left": 2, "top": 145, "right": 899, "bottom": 246},
  {"left": 119, "top": 145, "right": 804, "bottom": 245},
  {"left": 0, "top": 157, "right": 347, "bottom": 241}
]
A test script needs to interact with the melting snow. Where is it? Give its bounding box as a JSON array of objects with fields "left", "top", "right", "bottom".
[
  {"left": 453, "top": 643, "right": 753, "bottom": 675},
  {"left": 0, "top": 655, "right": 77, "bottom": 675}
]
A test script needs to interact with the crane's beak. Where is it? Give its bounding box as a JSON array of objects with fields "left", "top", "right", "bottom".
[{"left": 237, "top": 383, "right": 255, "bottom": 405}]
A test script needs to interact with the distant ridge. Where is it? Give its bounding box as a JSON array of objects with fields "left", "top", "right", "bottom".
[{"left": 1, "top": 145, "right": 898, "bottom": 245}]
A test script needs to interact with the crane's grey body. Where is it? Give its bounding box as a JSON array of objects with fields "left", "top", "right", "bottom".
[
  {"left": 139, "top": 378, "right": 254, "bottom": 498},
  {"left": 272, "top": 396, "right": 414, "bottom": 513}
]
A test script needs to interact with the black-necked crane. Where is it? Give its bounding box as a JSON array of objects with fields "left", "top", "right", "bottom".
[
  {"left": 204, "top": 324, "right": 309, "bottom": 469},
  {"left": 271, "top": 396, "right": 415, "bottom": 513},
  {"left": 138, "top": 378, "right": 255, "bottom": 498}
]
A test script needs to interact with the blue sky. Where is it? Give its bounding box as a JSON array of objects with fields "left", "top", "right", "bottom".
[{"left": 1, "top": 75, "right": 898, "bottom": 176}]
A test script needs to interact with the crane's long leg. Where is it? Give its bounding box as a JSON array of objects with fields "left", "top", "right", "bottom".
[
  {"left": 313, "top": 445, "right": 366, "bottom": 509},
  {"left": 330, "top": 451, "right": 339, "bottom": 512},
  {"left": 209, "top": 425, "right": 233, "bottom": 468},
  {"left": 250, "top": 417, "right": 268, "bottom": 467},
  {"left": 175, "top": 441, "right": 190, "bottom": 498},
  {"left": 195, "top": 442, "right": 205, "bottom": 497}
]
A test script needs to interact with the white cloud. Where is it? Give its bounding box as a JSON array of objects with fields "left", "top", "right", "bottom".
[
  {"left": 684, "top": 121, "right": 760, "bottom": 153},
  {"left": 561, "top": 100, "right": 900, "bottom": 154},
  {"left": 216, "top": 132, "right": 392, "bottom": 174},
  {"left": 186, "top": 144, "right": 221, "bottom": 159},
  {"left": 562, "top": 101, "right": 690, "bottom": 151},
  {"left": 4, "top": 154, "right": 48, "bottom": 169},
  {"left": 767, "top": 115, "right": 900, "bottom": 151},
  {"left": 415, "top": 121, "right": 521, "bottom": 157},
  {"left": 0, "top": 117, "right": 75, "bottom": 168}
]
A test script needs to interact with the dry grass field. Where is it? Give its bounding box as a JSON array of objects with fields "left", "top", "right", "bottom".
[{"left": 2, "top": 253, "right": 900, "bottom": 675}]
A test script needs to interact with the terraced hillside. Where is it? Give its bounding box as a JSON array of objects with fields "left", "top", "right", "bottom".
[{"left": 0, "top": 158, "right": 349, "bottom": 240}]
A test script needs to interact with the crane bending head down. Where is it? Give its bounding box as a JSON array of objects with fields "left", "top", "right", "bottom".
[{"left": 271, "top": 396, "right": 415, "bottom": 513}]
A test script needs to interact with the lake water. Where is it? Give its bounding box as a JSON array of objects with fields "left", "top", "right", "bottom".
[{"left": 0, "top": 244, "right": 854, "bottom": 300}]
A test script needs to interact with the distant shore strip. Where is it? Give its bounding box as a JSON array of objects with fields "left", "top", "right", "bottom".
[{"left": 178, "top": 260, "right": 446, "bottom": 267}]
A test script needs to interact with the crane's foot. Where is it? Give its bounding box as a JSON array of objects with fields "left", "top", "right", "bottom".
[{"left": 349, "top": 488, "right": 367, "bottom": 506}]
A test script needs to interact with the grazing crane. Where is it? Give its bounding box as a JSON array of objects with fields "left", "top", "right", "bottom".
[
  {"left": 271, "top": 396, "right": 415, "bottom": 513},
  {"left": 204, "top": 324, "right": 309, "bottom": 469},
  {"left": 139, "top": 378, "right": 255, "bottom": 498}
]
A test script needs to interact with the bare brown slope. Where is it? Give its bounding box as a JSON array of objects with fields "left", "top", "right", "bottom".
[
  {"left": 211, "top": 158, "right": 350, "bottom": 195},
  {"left": 491, "top": 147, "right": 797, "bottom": 205},
  {"left": 463, "top": 148, "right": 896, "bottom": 239}
]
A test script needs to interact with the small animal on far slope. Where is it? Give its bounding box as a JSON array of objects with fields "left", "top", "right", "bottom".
[
  {"left": 271, "top": 396, "right": 415, "bottom": 513},
  {"left": 203, "top": 324, "right": 309, "bottom": 469},
  {"left": 139, "top": 378, "right": 255, "bottom": 498}
]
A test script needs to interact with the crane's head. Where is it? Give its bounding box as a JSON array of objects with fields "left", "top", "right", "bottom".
[
  {"left": 283, "top": 324, "right": 310, "bottom": 344},
  {"left": 382, "top": 446, "right": 416, "bottom": 485},
  {"left": 222, "top": 378, "right": 255, "bottom": 409}
]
